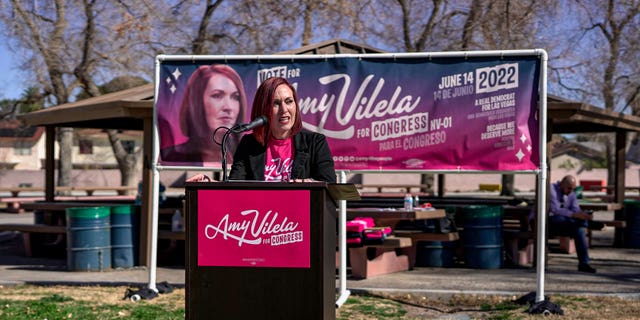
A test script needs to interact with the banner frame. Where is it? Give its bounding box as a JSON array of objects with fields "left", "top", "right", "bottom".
[{"left": 150, "top": 49, "right": 549, "bottom": 304}]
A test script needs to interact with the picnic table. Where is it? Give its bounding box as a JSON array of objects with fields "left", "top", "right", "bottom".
[
  {"left": 1, "top": 200, "right": 135, "bottom": 257},
  {"left": 343, "top": 207, "right": 458, "bottom": 278},
  {"left": 0, "top": 186, "right": 137, "bottom": 197},
  {"left": 346, "top": 207, "right": 445, "bottom": 223},
  {"left": 19, "top": 200, "right": 178, "bottom": 231},
  {"left": 578, "top": 201, "right": 623, "bottom": 212},
  {"left": 487, "top": 201, "right": 627, "bottom": 266}
]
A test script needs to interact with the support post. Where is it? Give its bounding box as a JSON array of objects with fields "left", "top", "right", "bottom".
[
  {"left": 614, "top": 131, "right": 626, "bottom": 246},
  {"left": 335, "top": 171, "right": 350, "bottom": 308}
]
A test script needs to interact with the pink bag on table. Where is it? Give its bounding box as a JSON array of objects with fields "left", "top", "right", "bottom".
[
  {"left": 346, "top": 217, "right": 374, "bottom": 231},
  {"left": 363, "top": 227, "right": 392, "bottom": 239},
  {"left": 346, "top": 217, "right": 375, "bottom": 247}
]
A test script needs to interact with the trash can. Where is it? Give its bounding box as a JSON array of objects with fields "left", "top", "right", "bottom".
[
  {"left": 461, "top": 205, "right": 503, "bottom": 269},
  {"left": 66, "top": 206, "right": 111, "bottom": 271},
  {"left": 623, "top": 200, "right": 640, "bottom": 248},
  {"left": 415, "top": 240, "right": 457, "bottom": 267},
  {"left": 110, "top": 205, "right": 140, "bottom": 268}
]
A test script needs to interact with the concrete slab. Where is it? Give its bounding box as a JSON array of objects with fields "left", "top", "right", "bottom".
[{"left": 1, "top": 212, "right": 639, "bottom": 300}]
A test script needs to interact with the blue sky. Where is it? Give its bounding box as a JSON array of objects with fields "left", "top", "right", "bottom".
[{"left": 0, "top": 44, "right": 23, "bottom": 100}]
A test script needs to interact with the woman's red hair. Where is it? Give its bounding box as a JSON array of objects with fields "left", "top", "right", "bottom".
[{"left": 250, "top": 77, "right": 302, "bottom": 145}]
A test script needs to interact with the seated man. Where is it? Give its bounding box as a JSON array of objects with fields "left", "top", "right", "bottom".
[{"left": 548, "top": 175, "right": 597, "bottom": 273}]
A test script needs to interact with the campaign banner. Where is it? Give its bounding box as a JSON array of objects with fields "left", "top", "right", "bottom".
[
  {"left": 156, "top": 55, "right": 540, "bottom": 171},
  {"left": 197, "top": 189, "right": 310, "bottom": 268}
]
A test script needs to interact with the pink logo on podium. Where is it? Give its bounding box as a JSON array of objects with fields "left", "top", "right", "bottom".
[{"left": 197, "top": 189, "right": 310, "bottom": 268}]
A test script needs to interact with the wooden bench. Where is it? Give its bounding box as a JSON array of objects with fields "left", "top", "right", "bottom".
[
  {"left": 158, "top": 229, "right": 185, "bottom": 241},
  {"left": 67, "top": 186, "right": 138, "bottom": 196},
  {"left": 355, "top": 184, "right": 430, "bottom": 193},
  {"left": 0, "top": 197, "right": 44, "bottom": 213},
  {"left": 1, "top": 195, "right": 136, "bottom": 214},
  {"left": 599, "top": 220, "right": 626, "bottom": 228},
  {"left": 0, "top": 187, "right": 45, "bottom": 197},
  {"left": 559, "top": 220, "right": 627, "bottom": 253},
  {"left": 500, "top": 205, "right": 535, "bottom": 265},
  {"left": 347, "top": 236, "right": 412, "bottom": 279},
  {"left": 0, "top": 223, "right": 66, "bottom": 257},
  {"left": 0, "top": 185, "right": 137, "bottom": 213}
]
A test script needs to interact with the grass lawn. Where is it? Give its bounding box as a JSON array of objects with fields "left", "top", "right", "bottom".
[{"left": 0, "top": 284, "right": 638, "bottom": 319}]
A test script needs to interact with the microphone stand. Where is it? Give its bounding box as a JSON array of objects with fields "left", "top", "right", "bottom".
[
  {"left": 218, "top": 117, "right": 266, "bottom": 181},
  {"left": 220, "top": 129, "right": 234, "bottom": 182}
]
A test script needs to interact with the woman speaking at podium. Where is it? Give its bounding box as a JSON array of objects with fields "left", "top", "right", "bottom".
[{"left": 188, "top": 77, "right": 336, "bottom": 183}]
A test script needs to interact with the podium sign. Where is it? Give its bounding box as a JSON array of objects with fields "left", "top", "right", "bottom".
[
  {"left": 197, "top": 189, "right": 311, "bottom": 268},
  {"left": 185, "top": 181, "right": 350, "bottom": 320}
]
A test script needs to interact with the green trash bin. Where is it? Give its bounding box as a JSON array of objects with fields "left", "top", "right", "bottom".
[
  {"left": 623, "top": 200, "right": 640, "bottom": 248},
  {"left": 461, "top": 205, "right": 503, "bottom": 269},
  {"left": 574, "top": 186, "right": 584, "bottom": 199},
  {"left": 110, "top": 205, "right": 140, "bottom": 268},
  {"left": 66, "top": 207, "right": 111, "bottom": 271},
  {"left": 415, "top": 240, "right": 457, "bottom": 267}
]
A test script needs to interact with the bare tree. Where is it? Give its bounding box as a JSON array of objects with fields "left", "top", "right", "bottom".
[
  {"left": 191, "top": 0, "right": 226, "bottom": 54},
  {"left": 0, "top": 0, "right": 161, "bottom": 190},
  {"left": 461, "top": 0, "right": 483, "bottom": 50},
  {"left": 297, "top": 0, "right": 365, "bottom": 47},
  {"left": 2, "top": 0, "right": 75, "bottom": 189},
  {"left": 2, "top": 0, "right": 636, "bottom": 196},
  {"left": 562, "top": 0, "right": 640, "bottom": 187},
  {"left": 356, "top": 0, "right": 458, "bottom": 52},
  {"left": 456, "top": 0, "right": 558, "bottom": 196}
]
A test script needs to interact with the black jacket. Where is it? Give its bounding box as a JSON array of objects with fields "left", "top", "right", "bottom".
[{"left": 229, "top": 130, "right": 336, "bottom": 183}]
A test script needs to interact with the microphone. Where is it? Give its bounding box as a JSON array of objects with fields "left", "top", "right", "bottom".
[
  {"left": 233, "top": 116, "right": 268, "bottom": 133},
  {"left": 220, "top": 116, "right": 268, "bottom": 181}
]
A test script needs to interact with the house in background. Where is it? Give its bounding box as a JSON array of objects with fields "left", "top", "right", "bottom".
[
  {"left": 550, "top": 137, "right": 606, "bottom": 172},
  {"left": 548, "top": 136, "right": 640, "bottom": 188},
  {"left": 0, "top": 119, "right": 145, "bottom": 188},
  {"left": 71, "top": 129, "right": 142, "bottom": 170},
  {"left": 0, "top": 120, "right": 45, "bottom": 171},
  {"left": 2, "top": 117, "right": 639, "bottom": 191}
]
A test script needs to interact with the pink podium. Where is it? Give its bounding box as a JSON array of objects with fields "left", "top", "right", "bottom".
[{"left": 184, "top": 181, "right": 357, "bottom": 320}]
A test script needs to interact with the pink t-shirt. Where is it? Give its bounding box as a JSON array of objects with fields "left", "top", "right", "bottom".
[{"left": 264, "top": 137, "right": 294, "bottom": 181}]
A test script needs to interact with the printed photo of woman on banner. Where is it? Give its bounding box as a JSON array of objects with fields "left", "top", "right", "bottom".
[
  {"left": 158, "top": 64, "right": 248, "bottom": 166},
  {"left": 157, "top": 56, "right": 540, "bottom": 172}
]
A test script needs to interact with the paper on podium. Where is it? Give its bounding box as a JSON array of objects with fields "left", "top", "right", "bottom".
[{"left": 327, "top": 183, "right": 361, "bottom": 201}]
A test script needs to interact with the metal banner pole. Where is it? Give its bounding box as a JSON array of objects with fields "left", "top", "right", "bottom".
[
  {"left": 335, "top": 170, "right": 350, "bottom": 307},
  {"left": 535, "top": 49, "right": 549, "bottom": 303},
  {"left": 148, "top": 58, "right": 162, "bottom": 292}
]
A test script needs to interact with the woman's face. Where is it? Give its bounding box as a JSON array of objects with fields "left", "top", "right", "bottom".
[
  {"left": 270, "top": 84, "right": 296, "bottom": 139},
  {"left": 203, "top": 74, "right": 240, "bottom": 130}
]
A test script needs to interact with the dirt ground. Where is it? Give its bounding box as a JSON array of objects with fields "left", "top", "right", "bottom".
[
  {"left": 344, "top": 291, "right": 640, "bottom": 319},
  {"left": 2, "top": 285, "right": 639, "bottom": 319}
]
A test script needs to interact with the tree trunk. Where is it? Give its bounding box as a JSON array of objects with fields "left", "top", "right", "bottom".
[
  {"left": 500, "top": 174, "right": 515, "bottom": 196},
  {"left": 107, "top": 129, "right": 141, "bottom": 195},
  {"left": 606, "top": 137, "right": 615, "bottom": 194}
]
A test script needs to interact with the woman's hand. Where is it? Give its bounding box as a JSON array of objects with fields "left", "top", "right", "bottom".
[
  {"left": 291, "top": 178, "right": 318, "bottom": 183},
  {"left": 186, "top": 174, "right": 212, "bottom": 182}
]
